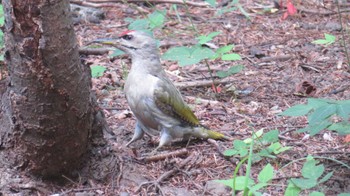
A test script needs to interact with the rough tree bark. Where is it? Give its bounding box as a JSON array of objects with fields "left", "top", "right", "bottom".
[{"left": 0, "top": 0, "right": 100, "bottom": 177}]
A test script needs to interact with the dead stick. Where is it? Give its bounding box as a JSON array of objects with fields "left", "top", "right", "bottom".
[
  {"left": 174, "top": 78, "right": 235, "bottom": 89},
  {"left": 139, "top": 148, "right": 188, "bottom": 162},
  {"left": 136, "top": 153, "right": 197, "bottom": 193},
  {"left": 71, "top": 0, "right": 209, "bottom": 7},
  {"left": 79, "top": 48, "right": 111, "bottom": 55}
]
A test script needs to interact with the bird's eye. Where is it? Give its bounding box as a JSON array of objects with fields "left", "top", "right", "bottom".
[{"left": 121, "top": 34, "right": 133, "bottom": 40}]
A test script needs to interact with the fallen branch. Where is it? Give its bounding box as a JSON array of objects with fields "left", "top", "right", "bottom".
[
  {"left": 139, "top": 148, "right": 189, "bottom": 162},
  {"left": 71, "top": 0, "right": 209, "bottom": 7},
  {"left": 174, "top": 78, "right": 236, "bottom": 89},
  {"left": 79, "top": 48, "right": 111, "bottom": 55},
  {"left": 71, "top": 0, "right": 119, "bottom": 8},
  {"left": 260, "top": 54, "right": 293, "bottom": 62}
]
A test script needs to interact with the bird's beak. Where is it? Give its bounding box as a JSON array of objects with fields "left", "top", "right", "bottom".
[{"left": 91, "top": 38, "right": 120, "bottom": 46}]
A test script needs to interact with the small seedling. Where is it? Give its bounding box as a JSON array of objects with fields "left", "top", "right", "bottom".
[{"left": 312, "top": 33, "right": 336, "bottom": 46}]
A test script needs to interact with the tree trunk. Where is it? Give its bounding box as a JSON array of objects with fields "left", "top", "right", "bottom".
[{"left": 0, "top": 0, "right": 97, "bottom": 177}]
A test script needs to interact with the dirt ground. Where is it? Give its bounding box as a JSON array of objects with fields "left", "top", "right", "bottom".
[{"left": 1, "top": 0, "right": 350, "bottom": 195}]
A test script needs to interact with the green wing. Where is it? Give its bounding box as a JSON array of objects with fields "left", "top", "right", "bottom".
[{"left": 154, "top": 82, "right": 199, "bottom": 126}]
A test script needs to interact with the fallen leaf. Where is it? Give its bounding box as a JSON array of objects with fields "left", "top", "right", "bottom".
[
  {"left": 295, "top": 81, "right": 317, "bottom": 97},
  {"left": 287, "top": 1, "right": 297, "bottom": 15},
  {"left": 344, "top": 135, "right": 350, "bottom": 143}
]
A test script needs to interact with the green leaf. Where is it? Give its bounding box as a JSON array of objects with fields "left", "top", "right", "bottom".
[
  {"left": 308, "top": 104, "right": 336, "bottom": 124},
  {"left": 216, "top": 45, "right": 234, "bottom": 54},
  {"left": 148, "top": 10, "right": 166, "bottom": 29},
  {"left": 215, "top": 176, "right": 254, "bottom": 190},
  {"left": 237, "top": 3, "right": 250, "bottom": 19},
  {"left": 0, "top": 4, "right": 4, "bottom": 26},
  {"left": 221, "top": 53, "right": 242, "bottom": 61},
  {"left": 297, "top": 121, "right": 332, "bottom": 136},
  {"left": 310, "top": 191, "right": 325, "bottom": 196},
  {"left": 301, "top": 159, "right": 324, "bottom": 179},
  {"left": 324, "top": 33, "right": 336, "bottom": 43},
  {"left": 309, "top": 121, "right": 332, "bottom": 135},
  {"left": 336, "top": 103, "right": 350, "bottom": 120},
  {"left": 274, "top": 146, "right": 291, "bottom": 154},
  {"left": 249, "top": 182, "right": 267, "bottom": 194},
  {"left": 190, "top": 47, "right": 215, "bottom": 64},
  {"left": 279, "top": 104, "right": 313, "bottom": 116},
  {"left": 328, "top": 122, "right": 350, "bottom": 135},
  {"left": 284, "top": 182, "right": 301, "bottom": 196},
  {"left": 233, "top": 140, "right": 248, "bottom": 157},
  {"left": 258, "top": 149, "right": 275, "bottom": 158},
  {"left": 252, "top": 153, "right": 263, "bottom": 162},
  {"left": 290, "top": 178, "right": 317, "bottom": 190},
  {"left": 262, "top": 129, "right": 279, "bottom": 143},
  {"left": 253, "top": 129, "right": 264, "bottom": 139},
  {"left": 312, "top": 33, "right": 336, "bottom": 45},
  {"left": 266, "top": 142, "right": 290, "bottom": 154},
  {"left": 319, "top": 171, "right": 333, "bottom": 184},
  {"left": 258, "top": 164, "right": 274, "bottom": 183},
  {"left": 110, "top": 49, "right": 125, "bottom": 57},
  {"left": 338, "top": 193, "right": 350, "bottom": 196},
  {"left": 308, "top": 98, "right": 335, "bottom": 108},
  {"left": 312, "top": 39, "right": 331, "bottom": 45},
  {"left": 128, "top": 18, "right": 149, "bottom": 31},
  {"left": 223, "top": 149, "right": 238, "bottom": 156},
  {"left": 216, "top": 65, "right": 244, "bottom": 78},
  {"left": 205, "top": 0, "right": 216, "bottom": 7},
  {"left": 91, "top": 65, "right": 106, "bottom": 78},
  {"left": 162, "top": 46, "right": 215, "bottom": 66},
  {"left": 196, "top": 31, "right": 221, "bottom": 45},
  {"left": 244, "top": 129, "right": 263, "bottom": 144}
]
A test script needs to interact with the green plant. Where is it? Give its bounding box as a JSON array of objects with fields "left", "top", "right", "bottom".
[
  {"left": 125, "top": 10, "right": 166, "bottom": 33},
  {"left": 312, "top": 33, "right": 336, "bottom": 46},
  {"left": 162, "top": 31, "right": 243, "bottom": 78},
  {"left": 280, "top": 98, "right": 350, "bottom": 135},
  {"left": 281, "top": 155, "right": 350, "bottom": 196},
  {"left": 111, "top": 3, "right": 246, "bottom": 90},
  {"left": 90, "top": 65, "right": 106, "bottom": 78},
  {"left": 224, "top": 129, "right": 290, "bottom": 162},
  {"left": 216, "top": 129, "right": 290, "bottom": 195},
  {"left": 286, "top": 156, "right": 333, "bottom": 195}
]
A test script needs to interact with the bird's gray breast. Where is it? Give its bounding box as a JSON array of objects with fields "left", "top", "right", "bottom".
[{"left": 124, "top": 73, "right": 160, "bottom": 131}]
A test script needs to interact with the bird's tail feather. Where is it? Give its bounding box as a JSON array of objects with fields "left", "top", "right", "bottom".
[{"left": 193, "top": 126, "right": 232, "bottom": 140}]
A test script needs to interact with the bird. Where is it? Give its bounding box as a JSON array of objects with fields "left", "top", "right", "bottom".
[{"left": 95, "top": 30, "right": 229, "bottom": 150}]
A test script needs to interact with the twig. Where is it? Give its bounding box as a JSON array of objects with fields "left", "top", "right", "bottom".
[
  {"left": 71, "top": 0, "right": 119, "bottom": 8},
  {"left": 174, "top": 78, "right": 235, "bottom": 89},
  {"left": 313, "top": 151, "right": 350, "bottom": 155},
  {"left": 298, "top": 6, "right": 350, "bottom": 16},
  {"left": 136, "top": 153, "right": 197, "bottom": 194},
  {"left": 329, "top": 84, "right": 350, "bottom": 94},
  {"left": 71, "top": 0, "right": 209, "bottom": 7},
  {"left": 259, "top": 55, "right": 293, "bottom": 62},
  {"left": 79, "top": 48, "right": 111, "bottom": 55},
  {"left": 139, "top": 148, "right": 188, "bottom": 162}
]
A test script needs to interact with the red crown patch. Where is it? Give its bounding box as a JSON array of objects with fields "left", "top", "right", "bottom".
[{"left": 119, "top": 30, "right": 135, "bottom": 37}]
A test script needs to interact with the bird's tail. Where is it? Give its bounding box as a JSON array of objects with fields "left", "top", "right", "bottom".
[{"left": 193, "top": 126, "right": 232, "bottom": 140}]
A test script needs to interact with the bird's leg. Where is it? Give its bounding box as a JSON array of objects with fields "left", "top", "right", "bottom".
[
  {"left": 149, "top": 127, "right": 173, "bottom": 154},
  {"left": 158, "top": 127, "right": 173, "bottom": 148},
  {"left": 126, "top": 121, "right": 144, "bottom": 147}
]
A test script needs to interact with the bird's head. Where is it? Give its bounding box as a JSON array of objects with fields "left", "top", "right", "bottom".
[{"left": 94, "top": 30, "right": 158, "bottom": 57}]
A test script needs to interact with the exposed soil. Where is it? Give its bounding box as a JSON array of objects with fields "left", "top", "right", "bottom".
[{"left": 1, "top": 0, "right": 350, "bottom": 195}]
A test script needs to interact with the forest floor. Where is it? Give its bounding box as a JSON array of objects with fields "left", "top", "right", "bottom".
[{"left": 2, "top": 0, "right": 350, "bottom": 195}]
